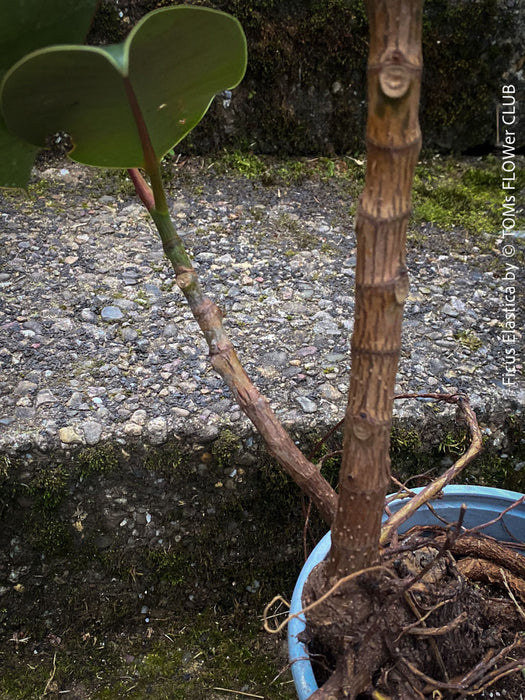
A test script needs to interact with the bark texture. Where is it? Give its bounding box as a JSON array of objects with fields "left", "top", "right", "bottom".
[
  {"left": 328, "top": 0, "right": 423, "bottom": 578},
  {"left": 300, "top": 3, "right": 424, "bottom": 694}
]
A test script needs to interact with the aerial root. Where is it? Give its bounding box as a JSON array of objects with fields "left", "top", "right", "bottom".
[{"left": 262, "top": 565, "right": 393, "bottom": 635}]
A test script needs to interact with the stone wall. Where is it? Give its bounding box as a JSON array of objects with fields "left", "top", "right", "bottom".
[{"left": 88, "top": 0, "right": 525, "bottom": 153}]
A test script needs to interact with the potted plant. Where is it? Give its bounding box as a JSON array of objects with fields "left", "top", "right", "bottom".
[
  {"left": 1, "top": 2, "right": 524, "bottom": 697},
  {"left": 288, "top": 483, "right": 525, "bottom": 698}
]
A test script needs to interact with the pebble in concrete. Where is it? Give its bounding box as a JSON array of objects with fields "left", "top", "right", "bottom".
[
  {"left": 101, "top": 306, "right": 124, "bottom": 322},
  {"left": 58, "top": 426, "right": 83, "bottom": 444}
]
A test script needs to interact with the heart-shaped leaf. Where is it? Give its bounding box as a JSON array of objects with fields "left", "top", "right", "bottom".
[
  {"left": 1, "top": 6, "right": 247, "bottom": 170},
  {"left": 0, "top": 0, "right": 98, "bottom": 187}
]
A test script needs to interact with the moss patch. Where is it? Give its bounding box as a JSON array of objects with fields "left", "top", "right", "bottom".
[
  {"left": 74, "top": 443, "right": 120, "bottom": 478},
  {"left": 412, "top": 155, "right": 525, "bottom": 237},
  {"left": 211, "top": 428, "right": 242, "bottom": 470},
  {"left": 29, "top": 463, "right": 68, "bottom": 513},
  {"left": 391, "top": 415, "right": 525, "bottom": 494},
  {"left": 0, "top": 607, "right": 294, "bottom": 699},
  {"left": 142, "top": 440, "right": 185, "bottom": 477},
  {"left": 454, "top": 329, "right": 483, "bottom": 352}
]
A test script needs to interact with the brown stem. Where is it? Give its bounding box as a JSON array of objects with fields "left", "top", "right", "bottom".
[
  {"left": 177, "top": 266, "right": 338, "bottom": 525},
  {"left": 327, "top": 0, "right": 423, "bottom": 577},
  {"left": 127, "top": 175, "right": 338, "bottom": 525}
]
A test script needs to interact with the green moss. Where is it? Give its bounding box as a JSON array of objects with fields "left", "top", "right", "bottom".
[
  {"left": 25, "top": 465, "right": 73, "bottom": 556},
  {"left": 467, "top": 415, "right": 525, "bottom": 492},
  {"left": 198, "top": 151, "right": 525, "bottom": 258},
  {"left": 75, "top": 444, "right": 120, "bottom": 478},
  {"left": 390, "top": 426, "right": 425, "bottom": 477},
  {"left": 30, "top": 516, "right": 72, "bottom": 556},
  {"left": 213, "top": 150, "right": 267, "bottom": 178},
  {"left": 143, "top": 441, "right": 184, "bottom": 477},
  {"left": 412, "top": 156, "right": 525, "bottom": 235},
  {"left": 212, "top": 428, "right": 241, "bottom": 470},
  {"left": 0, "top": 454, "right": 13, "bottom": 488},
  {"left": 92, "top": 610, "right": 295, "bottom": 700},
  {"left": 27, "top": 179, "right": 51, "bottom": 196},
  {"left": 29, "top": 464, "right": 68, "bottom": 513},
  {"left": 438, "top": 428, "right": 470, "bottom": 456},
  {"left": 389, "top": 413, "right": 525, "bottom": 494},
  {"left": 147, "top": 547, "right": 191, "bottom": 587},
  {"left": 391, "top": 427, "right": 422, "bottom": 454},
  {"left": 273, "top": 159, "right": 312, "bottom": 185},
  {"left": 0, "top": 658, "right": 56, "bottom": 699},
  {"left": 454, "top": 329, "right": 483, "bottom": 352}
]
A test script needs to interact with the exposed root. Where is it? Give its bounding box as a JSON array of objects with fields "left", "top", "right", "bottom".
[
  {"left": 263, "top": 565, "right": 393, "bottom": 635},
  {"left": 457, "top": 557, "right": 525, "bottom": 603},
  {"left": 299, "top": 526, "right": 525, "bottom": 699}
]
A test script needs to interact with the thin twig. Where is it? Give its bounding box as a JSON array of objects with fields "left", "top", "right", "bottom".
[
  {"left": 466, "top": 496, "right": 525, "bottom": 536},
  {"left": 381, "top": 394, "right": 482, "bottom": 546},
  {"left": 212, "top": 688, "right": 264, "bottom": 699},
  {"left": 501, "top": 568, "right": 525, "bottom": 621},
  {"left": 307, "top": 419, "right": 344, "bottom": 463},
  {"left": 316, "top": 449, "right": 343, "bottom": 470},
  {"left": 43, "top": 652, "right": 57, "bottom": 696}
]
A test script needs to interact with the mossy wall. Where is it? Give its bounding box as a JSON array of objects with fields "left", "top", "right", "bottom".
[
  {"left": 88, "top": 0, "right": 524, "bottom": 154},
  {"left": 1, "top": 413, "right": 523, "bottom": 695}
]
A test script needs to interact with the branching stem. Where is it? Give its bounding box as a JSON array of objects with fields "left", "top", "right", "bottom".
[{"left": 127, "top": 161, "right": 338, "bottom": 525}]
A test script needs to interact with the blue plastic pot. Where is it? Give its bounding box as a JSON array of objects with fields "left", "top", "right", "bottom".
[{"left": 288, "top": 485, "right": 525, "bottom": 699}]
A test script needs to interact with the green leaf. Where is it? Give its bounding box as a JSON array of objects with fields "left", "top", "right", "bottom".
[
  {"left": 1, "top": 6, "right": 247, "bottom": 170},
  {"left": 0, "top": 0, "right": 98, "bottom": 188},
  {"left": 0, "top": 0, "right": 98, "bottom": 72}
]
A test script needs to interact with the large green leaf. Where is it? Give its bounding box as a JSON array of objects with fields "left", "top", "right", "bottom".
[
  {"left": 0, "top": 0, "right": 98, "bottom": 187},
  {"left": 0, "top": 6, "right": 247, "bottom": 170}
]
